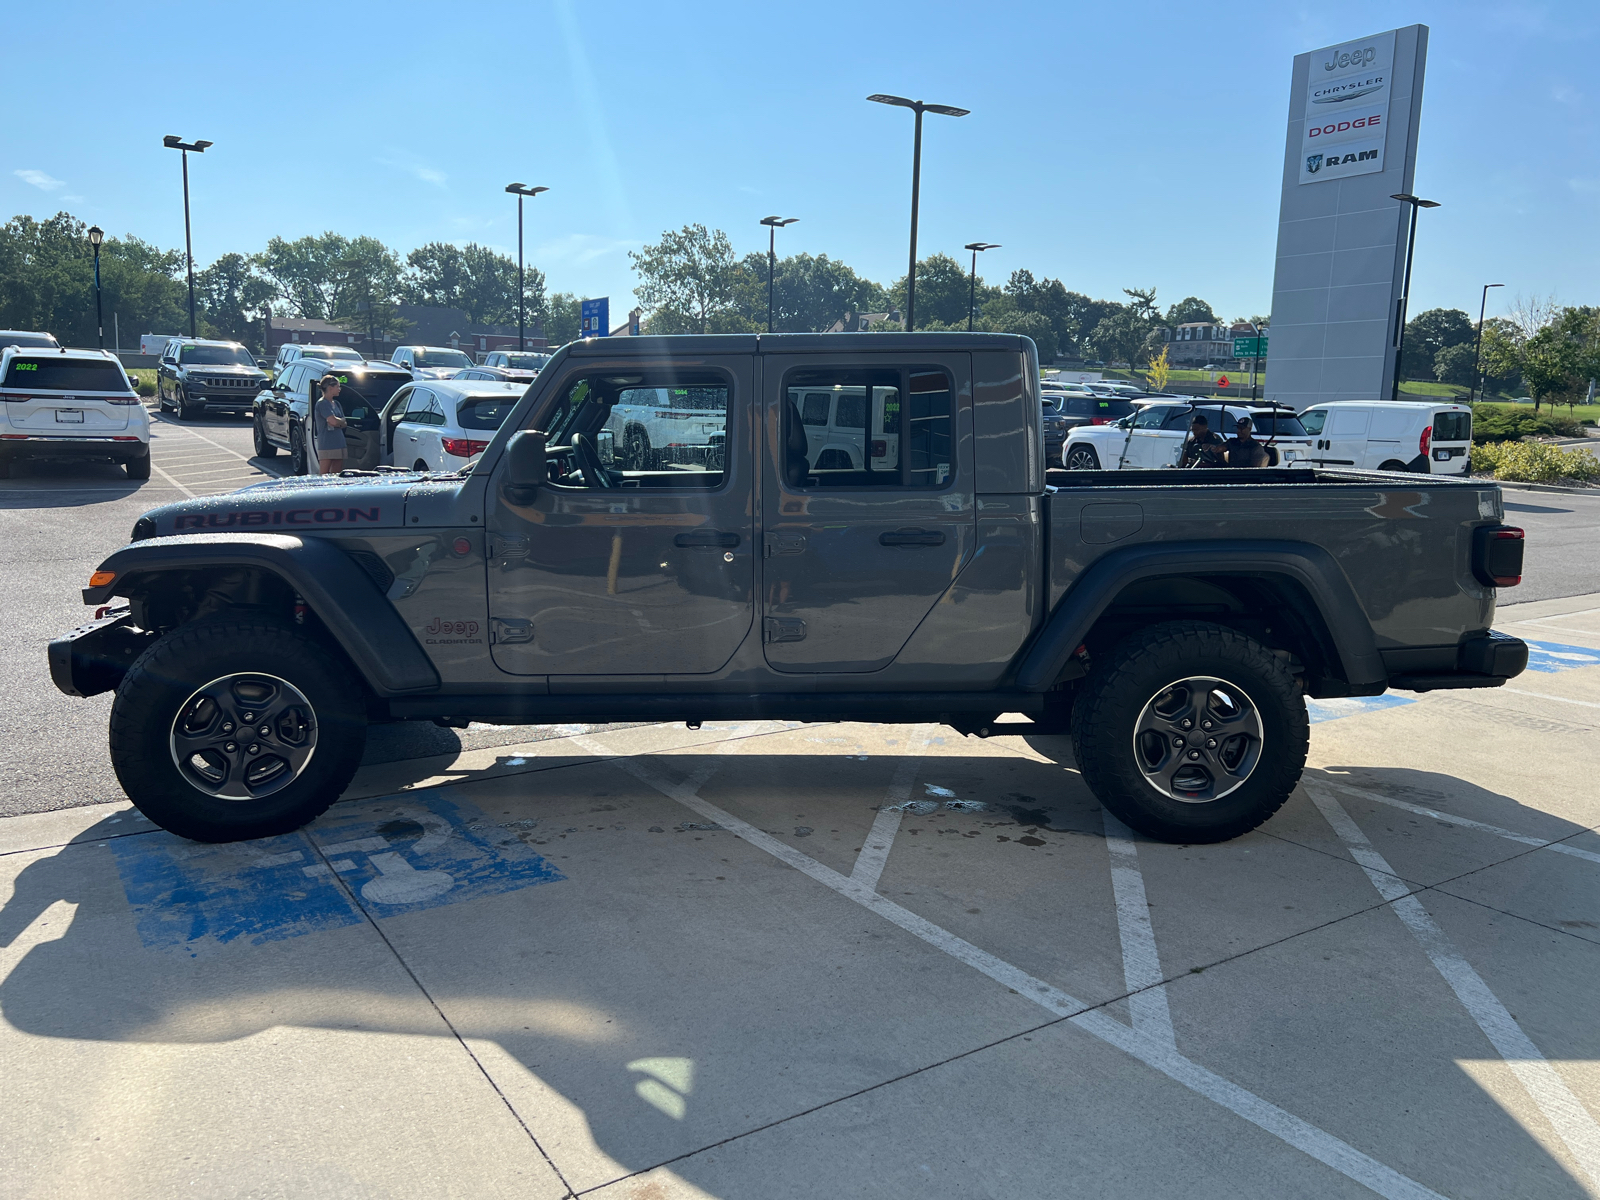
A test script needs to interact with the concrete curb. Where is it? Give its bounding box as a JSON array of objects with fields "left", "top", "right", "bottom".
[{"left": 1484, "top": 479, "right": 1599, "bottom": 496}]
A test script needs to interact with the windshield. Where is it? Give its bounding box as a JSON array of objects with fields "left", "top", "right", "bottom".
[
  {"left": 179, "top": 344, "right": 255, "bottom": 366},
  {"left": 415, "top": 349, "right": 473, "bottom": 368},
  {"left": 3, "top": 357, "right": 130, "bottom": 391},
  {"left": 503, "top": 354, "right": 550, "bottom": 370},
  {"left": 0, "top": 333, "right": 59, "bottom": 350},
  {"left": 458, "top": 394, "right": 520, "bottom": 431}
]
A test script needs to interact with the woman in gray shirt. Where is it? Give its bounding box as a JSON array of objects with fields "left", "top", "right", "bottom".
[{"left": 313, "top": 374, "right": 348, "bottom": 474}]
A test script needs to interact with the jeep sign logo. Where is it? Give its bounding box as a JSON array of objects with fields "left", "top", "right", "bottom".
[
  {"left": 1324, "top": 46, "right": 1378, "bottom": 71},
  {"left": 1297, "top": 30, "right": 1395, "bottom": 186}
]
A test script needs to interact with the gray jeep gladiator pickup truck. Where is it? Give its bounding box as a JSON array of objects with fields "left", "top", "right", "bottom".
[{"left": 50, "top": 333, "right": 1529, "bottom": 845}]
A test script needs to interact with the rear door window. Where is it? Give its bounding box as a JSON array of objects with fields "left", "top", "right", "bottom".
[
  {"left": 1434, "top": 411, "right": 1471, "bottom": 442},
  {"left": 782, "top": 366, "right": 952, "bottom": 488},
  {"left": 458, "top": 394, "right": 519, "bottom": 431}
]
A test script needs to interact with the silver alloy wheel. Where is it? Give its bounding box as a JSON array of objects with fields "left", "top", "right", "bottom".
[
  {"left": 1066, "top": 445, "right": 1099, "bottom": 470},
  {"left": 169, "top": 672, "right": 318, "bottom": 801},
  {"left": 1132, "top": 675, "right": 1263, "bottom": 803}
]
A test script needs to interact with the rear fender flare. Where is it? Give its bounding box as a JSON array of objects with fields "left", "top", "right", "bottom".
[
  {"left": 1014, "top": 539, "right": 1385, "bottom": 692},
  {"left": 83, "top": 533, "right": 440, "bottom": 696}
]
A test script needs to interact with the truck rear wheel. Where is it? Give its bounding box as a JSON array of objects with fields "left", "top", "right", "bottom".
[
  {"left": 1070, "top": 621, "right": 1307, "bottom": 843},
  {"left": 109, "top": 619, "right": 367, "bottom": 842}
]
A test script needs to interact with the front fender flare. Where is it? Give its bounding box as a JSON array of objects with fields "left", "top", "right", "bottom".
[
  {"left": 83, "top": 533, "right": 440, "bottom": 696},
  {"left": 1014, "top": 539, "right": 1385, "bottom": 693}
]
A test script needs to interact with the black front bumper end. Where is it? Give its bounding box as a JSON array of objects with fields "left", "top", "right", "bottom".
[
  {"left": 1387, "top": 631, "right": 1529, "bottom": 692},
  {"left": 48, "top": 612, "right": 158, "bottom": 698}
]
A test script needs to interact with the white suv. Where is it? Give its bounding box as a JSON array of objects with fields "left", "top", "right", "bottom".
[
  {"left": 0, "top": 348, "right": 150, "bottom": 478},
  {"left": 1062, "top": 401, "right": 1313, "bottom": 470},
  {"left": 379, "top": 380, "right": 525, "bottom": 472}
]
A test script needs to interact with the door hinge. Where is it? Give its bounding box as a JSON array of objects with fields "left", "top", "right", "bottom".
[
  {"left": 490, "top": 617, "right": 535, "bottom": 645},
  {"left": 763, "top": 532, "right": 806, "bottom": 558},
  {"left": 763, "top": 616, "right": 807, "bottom": 644}
]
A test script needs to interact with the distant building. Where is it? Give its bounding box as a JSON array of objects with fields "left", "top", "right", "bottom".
[{"left": 1161, "top": 321, "right": 1257, "bottom": 367}]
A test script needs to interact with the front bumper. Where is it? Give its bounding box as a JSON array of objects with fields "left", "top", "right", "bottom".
[
  {"left": 1387, "top": 631, "right": 1529, "bottom": 692},
  {"left": 0, "top": 435, "right": 148, "bottom": 462},
  {"left": 48, "top": 611, "right": 158, "bottom": 698}
]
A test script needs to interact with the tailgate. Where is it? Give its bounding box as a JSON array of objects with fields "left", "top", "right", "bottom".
[{"left": 9, "top": 393, "right": 131, "bottom": 432}]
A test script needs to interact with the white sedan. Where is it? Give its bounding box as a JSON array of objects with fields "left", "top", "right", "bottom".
[
  {"left": 379, "top": 380, "right": 525, "bottom": 472},
  {"left": 1061, "top": 401, "right": 1314, "bottom": 470}
]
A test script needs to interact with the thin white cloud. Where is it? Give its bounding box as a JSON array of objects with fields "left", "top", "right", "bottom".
[
  {"left": 376, "top": 157, "right": 448, "bottom": 188},
  {"left": 1568, "top": 179, "right": 1600, "bottom": 194},
  {"left": 415, "top": 166, "right": 447, "bottom": 186},
  {"left": 534, "top": 233, "right": 638, "bottom": 265},
  {"left": 1551, "top": 83, "right": 1581, "bottom": 106},
  {"left": 14, "top": 169, "right": 64, "bottom": 191},
  {"left": 61, "top": 194, "right": 85, "bottom": 204}
]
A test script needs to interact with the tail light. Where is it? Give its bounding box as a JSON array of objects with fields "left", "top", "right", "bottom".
[
  {"left": 441, "top": 437, "right": 489, "bottom": 458},
  {"left": 1419, "top": 424, "right": 1432, "bottom": 458},
  {"left": 1471, "top": 525, "right": 1524, "bottom": 587},
  {"left": 1091, "top": 417, "right": 1115, "bottom": 425}
]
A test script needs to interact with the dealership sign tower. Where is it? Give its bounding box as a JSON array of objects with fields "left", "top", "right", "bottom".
[{"left": 1267, "top": 25, "right": 1428, "bottom": 409}]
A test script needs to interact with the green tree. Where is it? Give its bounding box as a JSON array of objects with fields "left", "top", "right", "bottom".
[
  {"left": 258, "top": 233, "right": 402, "bottom": 322},
  {"left": 197, "top": 252, "right": 275, "bottom": 350},
  {"left": 889, "top": 253, "right": 981, "bottom": 329},
  {"left": 545, "top": 292, "right": 582, "bottom": 345},
  {"left": 1432, "top": 342, "right": 1478, "bottom": 388},
  {"left": 630, "top": 225, "right": 748, "bottom": 334},
  {"left": 1400, "top": 308, "right": 1475, "bottom": 380},
  {"left": 738, "top": 251, "right": 887, "bottom": 331},
  {"left": 1164, "top": 296, "right": 1217, "bottom": 327},
  {"left": 1086, "top": 308, "right": 1153, "bottom": 369},
  {"left": 402, "top": 242, "right": 545, "bottom": 328}
]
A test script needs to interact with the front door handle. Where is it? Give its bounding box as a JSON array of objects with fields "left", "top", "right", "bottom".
[
  {"left": 880, "top": 528, "right": 946, "bottom": 547},
  {"left": 674, "top": 530, "right": 740, "bottom": 549}
]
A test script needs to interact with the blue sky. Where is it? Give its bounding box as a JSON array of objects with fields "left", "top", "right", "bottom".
[{"left": 3, "top": 1, "right": 1595, "bottom": 326}]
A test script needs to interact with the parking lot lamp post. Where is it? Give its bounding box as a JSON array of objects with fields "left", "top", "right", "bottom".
[
  {"left": 867, "top": 94, "right": 969, "bottom": 331},
  {"left": 163, "top": 136, "right": 211, "bottom": 338},
  {"left": 759, "top": 216, "right": 798, "bottom": 333},
  {"left": 1389, "top": 194, "right": 1440, "bottom": 402},
  {"left": 505, "top": 184, "right": 549, "bottom": 351},
  {"left": 963, "top": 242, "right": 999, "bottom": 332},
  {"left": 87, "top": 226, "right": 104, "bottom": 349},
  {"left": 1471, "top": 282, "right": 1504, "bottom": 404}
]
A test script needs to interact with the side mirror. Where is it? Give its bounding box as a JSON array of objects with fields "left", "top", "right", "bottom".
[{"left": 502, "top": 429, "right": 548, "bottom": 505}]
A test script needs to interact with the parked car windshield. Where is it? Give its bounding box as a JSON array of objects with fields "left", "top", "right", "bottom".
[
  {"left": 457, "top": 394, "right": 520, "bottom": 431},
  {"left": 3, "top": 357, "right": 129, "bottom": 390},
  {"left": 414, "top": 349, "right": 473, "bottom": 368},
  {"left": 330, "top": 370, "right": 409, "bottom": 419},
  {"left": 0, "top": 332, "right": 59, "bottom": 350},
  {"left": 178, "top": 344, "right": 255, "bottom": 366}
]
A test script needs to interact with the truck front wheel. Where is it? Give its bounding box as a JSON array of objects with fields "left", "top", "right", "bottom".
[
  {"left": 1070, "top": 621, "right": 1307, "bottom": 843},
  {"left": 109, "top": 619, "right": 368, "bottom": 842}
]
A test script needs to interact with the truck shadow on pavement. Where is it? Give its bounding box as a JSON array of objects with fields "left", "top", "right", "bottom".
[{"left": 2, "top": 751, "right": 1595, "bottom": 1196}]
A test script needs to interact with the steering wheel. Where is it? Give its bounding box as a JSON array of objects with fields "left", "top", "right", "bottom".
[{"left": 570, "top": 432, "right": 613, "bottom": 489}]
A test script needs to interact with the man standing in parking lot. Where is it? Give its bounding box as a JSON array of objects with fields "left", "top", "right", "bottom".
[
  {"left": 313, "top": 374, "right": 347, "bottom": 475},
  {"left": 1178, "top": 412, "right": 1227, "bottom": 468}
]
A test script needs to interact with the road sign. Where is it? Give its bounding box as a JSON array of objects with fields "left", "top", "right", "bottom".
[
  {"left": 581, "top": 297, "right": 610, "bottom": 338},
  {"left": 1232, "top": 335, "right": 1268, "bottom": 358},
  {"left": 1218, "top": 374, "right": 1231, "bottom": 389}
]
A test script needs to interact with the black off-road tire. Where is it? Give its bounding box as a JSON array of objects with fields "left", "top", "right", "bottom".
[
  {"left": 1066, "top": 444, "right": 1101, "bottom": 470},
  {"left": 290, "top": 422, "right": 309, "bottom": 475},
  {"left": 124, "top": 452, "right": 151, "bottom": 480},
  {"left": 109, "top": 619, "right": 368, "bottom": 842},
  {"left": 1070, "top": 621, "right": 1307, "bottom": 843}
]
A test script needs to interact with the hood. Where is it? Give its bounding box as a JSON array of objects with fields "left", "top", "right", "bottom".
[
  {"left": 417, "top": 367, "right": 460, "bottom": 380},
  {"left": 131, "top": 471, "right": 432, "bottom": 538},
  {"left": 181, "top": 363, "right": 267, "bottom": 376}
]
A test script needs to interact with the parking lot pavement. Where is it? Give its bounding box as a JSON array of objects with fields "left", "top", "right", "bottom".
[
  {"left": 1500, "top": 487, "right": 1600, "bottom": 603},
  {"left": 3, "top": 596, "right": 1598, "bottom": 1198}
]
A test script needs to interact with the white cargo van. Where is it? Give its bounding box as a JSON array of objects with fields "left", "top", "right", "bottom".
[{"left": 1298, "top": 401, "right": 1472, "bottom": 474}]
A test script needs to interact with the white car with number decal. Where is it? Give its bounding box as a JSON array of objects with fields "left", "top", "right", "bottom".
[{"left": 0, "top": 347, "right": 150, "bottom": 479}]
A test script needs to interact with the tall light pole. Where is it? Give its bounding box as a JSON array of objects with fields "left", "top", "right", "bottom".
[
  {"left": 1471, "top": 282, "right": 1504, "bottom": 404},
  {"left": 759, "top": 216, "right": 798, "bottom": 333},
  {"left": 87, "top": 226, "right": 105, "bottom": 350},
  {"left": 163, "top": 136, "right": 212, "bottom": 338},
  {"left": 1389, "top": 193, "right": 1440, "bottom": 402},
  {"left": 867, "top": 94, "right": 969, "bottom": 332},
  {"left": 505, "top": 184, "right": 549, "bottom": 352},
  {"left": 963, "top": 242, "right": 999, "bottom": 332}
]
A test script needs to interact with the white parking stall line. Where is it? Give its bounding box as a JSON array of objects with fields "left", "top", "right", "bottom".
[
  {"left": 1330, "top": 782, "right": 1600, "bottom": 867},
  {"left": 1103, "top": 811, "right": 1177, "bottom": 1049},
  {"left": 147, "top": 460, "right": 196, "bottom": 498},
  {"left": 571, "top": 735, "right": 1446, "bottom": 1200},
  {"left": 1499, "top": 688, "right": 1600, "bottom": 711},
  {"left": 851, "top": 724, "right": 936, "bottom": 891},
  {"left": 1307, "top": 786, "right": 1600, "bottom": 1190}
]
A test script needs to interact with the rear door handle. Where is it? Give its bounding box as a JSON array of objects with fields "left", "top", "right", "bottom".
[
  {"left": 880, "top": 528, "right": 946, "bottom": 547},
  {"left": 674, "top": 530, "right": 740, "bottom": 549}
]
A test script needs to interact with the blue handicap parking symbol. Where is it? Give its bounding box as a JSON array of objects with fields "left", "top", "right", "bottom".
[
  {"left": 1522, "top": 639, "right": 1600, "bottom": 674},
  {"left": 110, "top": 789, "right": 565, "bottom": 955},
  {"left": 1304, "top": 694, "right": 1418, "bottom": 724}
]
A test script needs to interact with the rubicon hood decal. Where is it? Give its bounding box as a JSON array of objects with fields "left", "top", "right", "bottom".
[{"left": 135, "top": 474, "right": 422, "bottom": 537}]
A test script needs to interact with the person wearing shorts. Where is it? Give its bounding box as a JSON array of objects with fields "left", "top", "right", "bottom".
[{"left": 313, "top": 374, "right": 348, "bottom": 474}]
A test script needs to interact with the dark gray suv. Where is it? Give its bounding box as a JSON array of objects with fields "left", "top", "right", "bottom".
[{"left": 156, "top": 339, "right": 270, "bottom": 419}]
